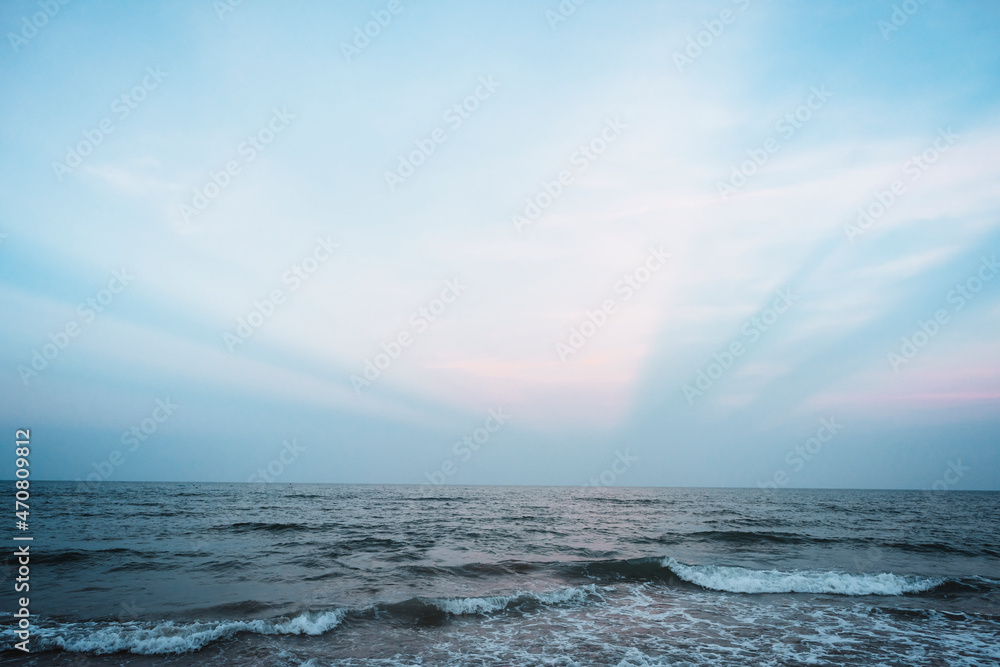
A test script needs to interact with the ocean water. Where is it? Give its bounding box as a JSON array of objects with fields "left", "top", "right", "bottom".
[{"left": 2, "top": 483, "right": 999, "bottom": 666}]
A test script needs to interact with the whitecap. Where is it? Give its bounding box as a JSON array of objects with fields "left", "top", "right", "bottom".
[
  {"left": 28, "top": 609, "right": 345, "bottom": 655},
  {"left": 662, "top": 557, "right": 944, "bottom": 595}
]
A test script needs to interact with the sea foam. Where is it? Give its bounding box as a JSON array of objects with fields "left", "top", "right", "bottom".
[
  {"left": 433, "top": 584, "right": 602, "bottom": 615},
  {"left": 27, "top": 610, "right": 345, "bottom": 655},
  {"left": 662, "top": 557, "right": 944, "bottom": 595}
]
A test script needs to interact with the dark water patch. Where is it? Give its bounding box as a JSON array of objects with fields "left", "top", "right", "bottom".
[
  {"left": 31, "top": 548, "right": 159, "bottom": 565},
  {"left": 107, "top": 560, "right": 175, "bottom": 573},
  {"left": 188, "top": 599, "right": 276, "bottom": 619},
  {"left": 558, "top": 557, "right": 690, "bottom": 586},
  {"left": 360, "top": 585, "right": 603, "bottom": 626},
  {"left": 333, "top": 537, "right": 412, "bottom": 552},
  {"left": 401, "top": 561, "right": 532, "bottom": 579},
  {"left": 878, "top": 540, "right": 989, "bottom": 558},
  {"left": 302, "top": 570, "right": 349, "bottom": 581},
  {"left": 656, "top": 529, "right": 827, "bottom": 546},
  {"left": 917, "top": 577, "right": 999, "bottom": 596},
  {"left": 575, "top": 497, "right": 663, "bottom": 505},
  {"left": 646, "top": 530, "right": 998, "bottom": 559},
  {"left": 195, "top": 559, "right": 252, "bottom": 572},
  {"left": 523, "top": 527, "right": 570, "bottom": 536},
  {"left": 224, "top": 521, "right": 313, "bottom": 533}
]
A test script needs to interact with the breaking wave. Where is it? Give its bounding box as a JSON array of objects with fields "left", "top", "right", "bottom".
[
  {"left": 8, "top": 585, "right": 603, "bottom": 655},
  {"left": 24, "top": 610, "right": 346, "bottom": 655},
  {"left": 661, "top": 557, "right": 945, "bottom": 595},
  {"left": 431, "top": 584, "right": 602, "bottom": 615}
]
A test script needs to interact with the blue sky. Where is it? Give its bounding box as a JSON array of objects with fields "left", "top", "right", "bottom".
[{"left": 1, "top": 0, "right": 998, "bottom": 488}]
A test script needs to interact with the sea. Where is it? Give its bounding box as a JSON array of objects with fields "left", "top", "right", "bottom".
[{"left": 2, "top": 482, "right": 998, "bottom": 666}]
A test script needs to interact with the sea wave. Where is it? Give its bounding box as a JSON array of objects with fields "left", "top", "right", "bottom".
[
  {"left": 431, "top": 584, "right": 602, "bottom": 615},
  {"left": 22, "top": 610, "right": 345, "bottom": 655},
  {"left": 661, "top": 557, "right": 944, "bottom": 595},
  {"left": 650, "top": 529, "right": 996, "bottom": 557},
  {"left": 6, "top": 585, "right": 603, "bottom": 655},
  {"left": 4, "top": 559, "right": 988, "bottom": 656}
]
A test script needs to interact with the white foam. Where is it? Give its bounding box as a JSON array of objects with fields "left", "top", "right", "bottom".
[
  {"left": 10, "top": 587, "right": 601, "bottom": 655},
  {"left": 662, "top": 557, "right": 943, "bottom": 595},
  {"left": 613, "top": 647, "right": 671, "bottom": 666},
  {"left": 436, "top": 594, "right": 516, "bottom": 615},
  {"left": 434, "top": 584, "right": 601, "bottom": 615},
  {"left": 29, "top": 610, "right": 345, "bottom": 655}
]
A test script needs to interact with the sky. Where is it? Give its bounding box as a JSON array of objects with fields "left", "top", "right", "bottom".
[{"left": 1, "top": 0, "right": 998, "bottom": 489}]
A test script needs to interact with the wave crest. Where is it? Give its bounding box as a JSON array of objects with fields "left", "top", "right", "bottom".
[
  {"left": 13, "top": 585, "right": 602, "bottom": 655},
  {"left": 661, "top": 557, "right": 944, "bottom": 595},
  {"left": 433, "top": 584, "right": 602, "bottom": 615},
  {"left": 29, "top": 610, "right": 345, "bottom": 655}
]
